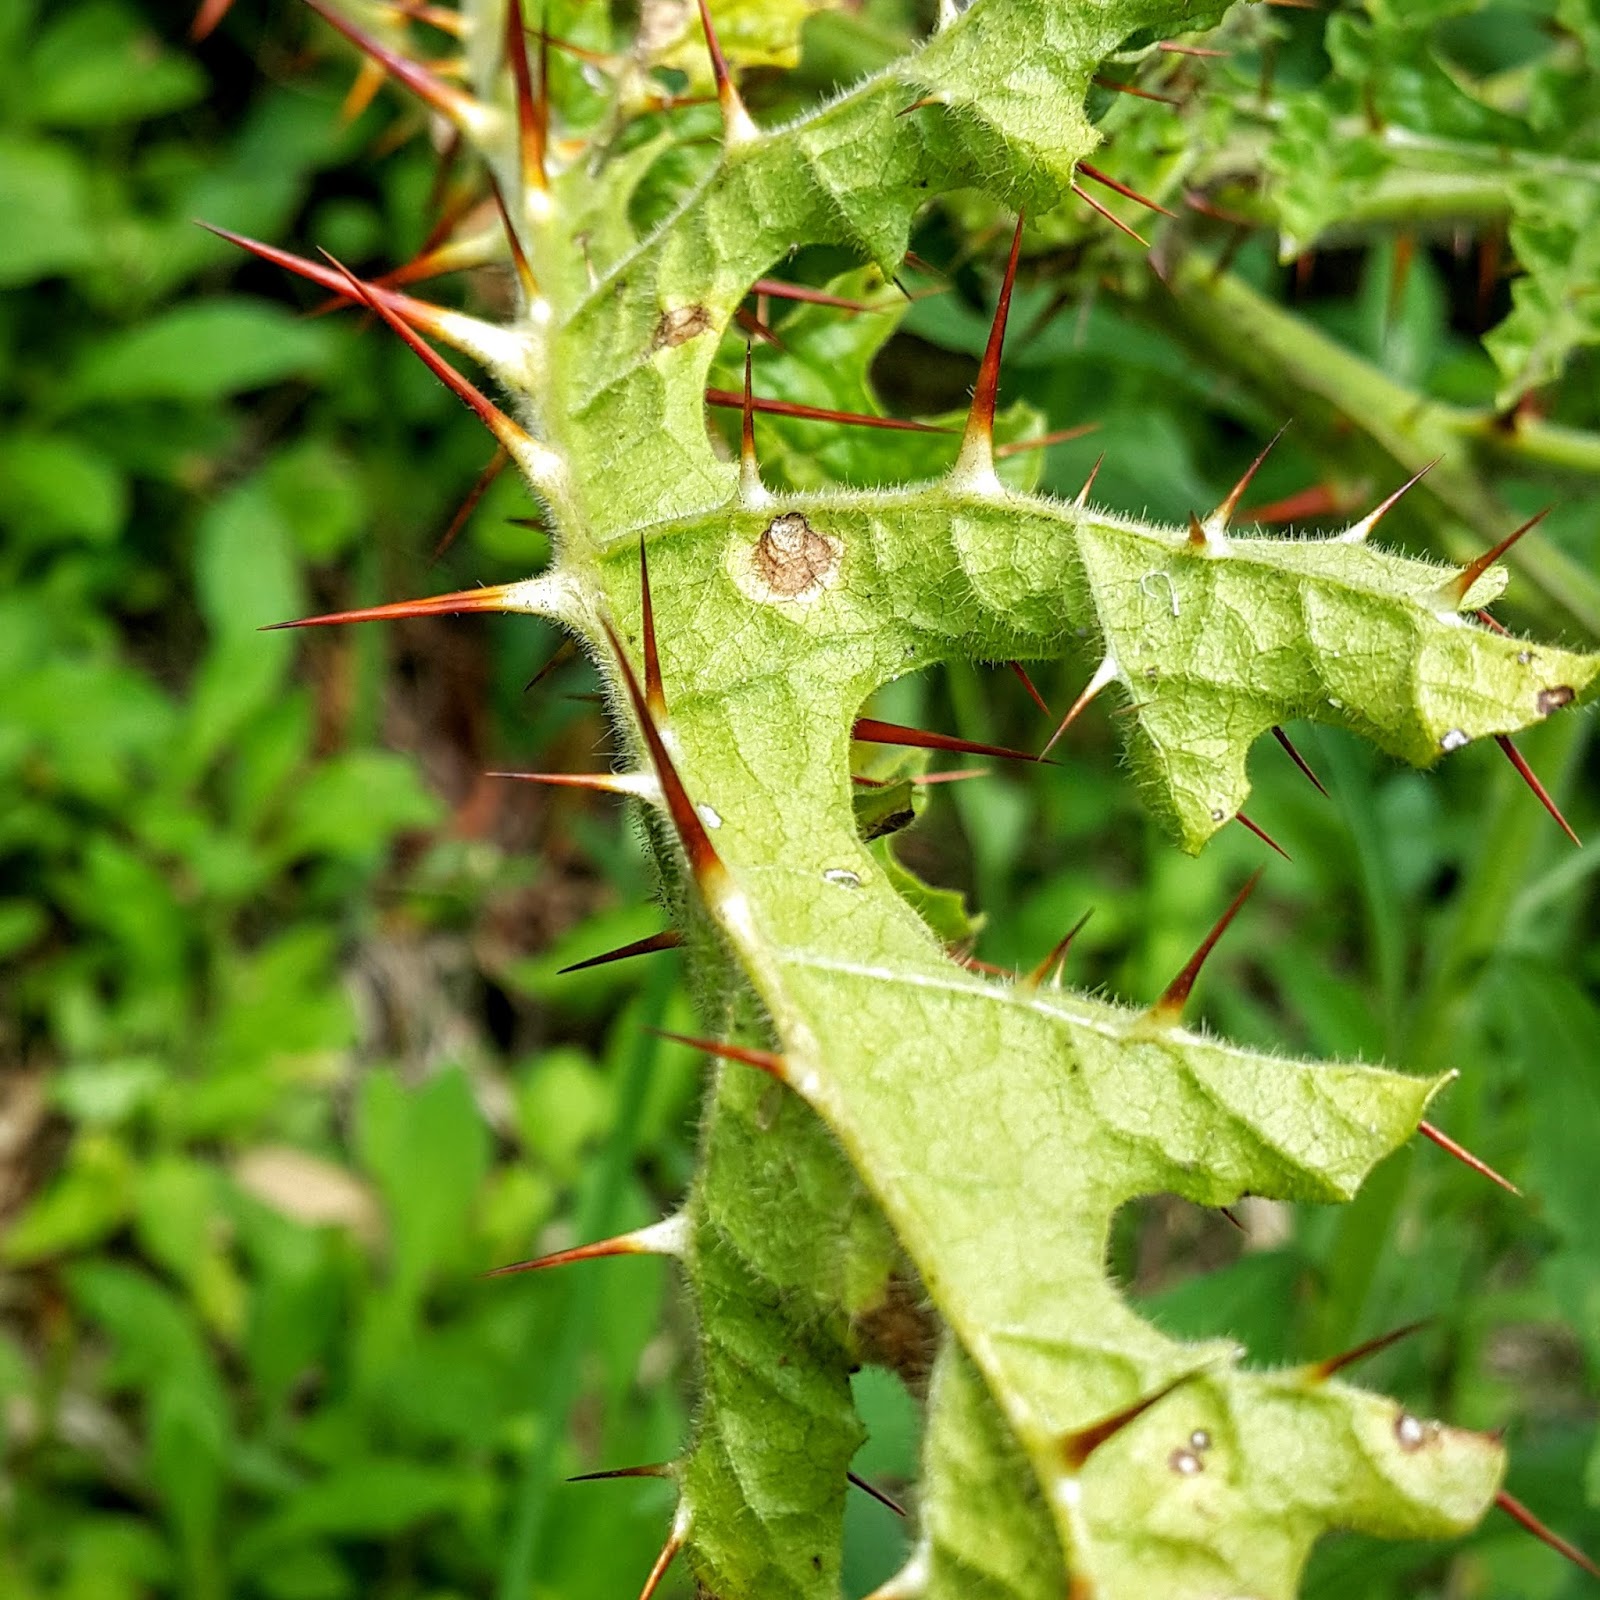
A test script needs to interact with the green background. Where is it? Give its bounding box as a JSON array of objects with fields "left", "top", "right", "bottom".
[{"left": 1, "top": 0, "right": 1598, "bottom": 1595}]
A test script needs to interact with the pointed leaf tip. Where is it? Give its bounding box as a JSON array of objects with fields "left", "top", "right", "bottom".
[{"left": 1150, "top": 869, "right": 1263, "bottom": 1022}]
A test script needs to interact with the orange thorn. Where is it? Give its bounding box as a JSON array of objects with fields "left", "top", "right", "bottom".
[
  {"left": 1415, "top": 1121, "right": 1521, "bottom": 1197},
  {"left": 1342, "top": 459, "right": 1439, "bottom": 542},
  {"left": 191, "top": 0, "right": 236, "bottom": 39},
  {"left": 1236, "top": 811, "right": 1291, "bottom": 861},
  {"left": 483, "top": 1215, "right": 686, "bottom": 1279},
  {"left": 1496, "top": 1491, "right": 1600, "bottom": 1581},
  {"left": 957, "top": 212, "right": 1025, "bottom": 476},
  {"left": 993, "top": 421, "right": 1101, "bottom": 459},
  {"left": 1158, "top": 40, "right": 1228, "bottom": 56},
  {"left": 1495, "top": 734, "right": 1581, "bottom": 847},
  {"left": 1307, "top": 1319, "right": 1430, "bottom": 1383},
  {"left": 266, "top": 584, "right": 519, "bottom": 631},
  {"left": 1211, "top": 421, "right": 1290, "bottom": 531},
  {"left": 1476, "top": 609, "right": 1509, "bottom": 635},
  {"left": 1092, "top": 75, "right": 1178, "bottom": 105},
  {"left": 1448, "top": 508, "right": 1550, "bottom": 605},
  {"left": 558, "top": 930, "right": 685, "bottom": 975},
  {"left": 340, "top": 55, "right": 390, "bottom": 123},
  {"left": 1041, "top": 656, "right": 1117, "bottom": 756},
  {"left": 487, "top": 173, "right": 539, "bottom": 301},
  {"left": 486, "top": 771, "right": 649, "bottom": 797},
  {"left": 431, "top": 447, "right": 508, "bottom": 564},
  {"left": 734, "top": 306, "right": 783, "bottom": 350},
  {"left": 750, "top": 278, "right": 879, "bottom": 312},
  {"left": 1078, "top": 162, "right": 1176, "bottom": 219},
  {"left": 853, "top": 718, "right": 1048, "bottom": 765},
  {"left": 379, "top": 230, "right": 505, "bottom": 289},
  {"left": 1008, "top": 661, "right": 1051, "bottom": 717},
  {"left": 570, "top": 1463, "right": 676, "bottom": 1484},
  {"left": 601, "top": 599, "right": 727, "bottom": 892},
  {"left": 1025, "top": 908, "right": 1094, "bottom": 989},
  {"left": 695, "top": 0, "right": 755, "bottom": 140},
  {"left": 317, "top": 248, "right": 532, "bottom": 454},
  {"left": 704, "top": 390, "right": 951, "bottom": 434},
  {"left": 1271, "top": 726, "right": 1329, "bottom": 797},
  {"left": 1071, "top": 180, "right": 1149, "bottom": 247},
  {"left": 1074, "top": 452, "right": 1105, "bottom": 507},
  {"left": 638, "top": 1522, "right": 687, "bottom": 1600},
  {"left": 848, "top": 1471, "right": 907, "bottom": 1518},
  {"left": 1150, "top": 870, "right": 1263, "bottom": 1023},
  {"left": 504, "top": 0, "right": 548, "bottom": 193},
  {"left": 647, "top": 1029, "right": 788, "bottom": 1082},
  {"left": 300, "top": 0, "right": 484, "bottom": 130}
]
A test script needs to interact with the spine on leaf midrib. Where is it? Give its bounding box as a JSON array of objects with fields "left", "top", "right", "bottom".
[{"left": 224, "top": 0, "right": 1600, "bottom": 1595}]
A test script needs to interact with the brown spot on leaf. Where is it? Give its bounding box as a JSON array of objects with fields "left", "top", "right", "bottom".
[
  {"left": 653, "top": 305, "right": 712, "bottom": 349},
  {"left": 1538, "top": 685, "right": 1575, "bottom": 715},
  {"left": 852, "top": 1273, "right": 937, "bottom": 1396},
  {"left": 753, "top": 513, "right": 839, "bottom": 597}
]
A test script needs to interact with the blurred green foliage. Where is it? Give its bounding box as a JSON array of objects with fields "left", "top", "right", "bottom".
[{"left": 1, "top": 0, "right": 1598, "bottom": 1597}]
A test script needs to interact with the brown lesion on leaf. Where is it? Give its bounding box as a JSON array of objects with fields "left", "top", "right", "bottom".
[
  {"left": 653, "top": 304, "right": 713, "bottom": 349},
  {"left": 755, "top": 518, "right": 844, "bottom": 601},
  {"left": 1537, "top": 684, "right": 1574, "bottom": 715}
]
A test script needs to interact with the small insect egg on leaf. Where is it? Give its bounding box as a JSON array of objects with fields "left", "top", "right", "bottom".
[
  {"left": 824, "top": 867, "right": 862, "bottom": 889},
  {"left": 1169, "top": 1448, "right": 1203, "bottom": 1475},
  {"left": 1394, "top": 1412, "right": 1434, "bottom": 1451},
  {"left": 1439, "top": 729, "right": 1470, "bottom": 752},
  {"left": 1189, "top": 1429, "right": 1211, "bottom": 1453}
]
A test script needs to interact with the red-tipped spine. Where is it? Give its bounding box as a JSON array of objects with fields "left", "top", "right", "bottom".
[
  {"left": 483, "top": 1215, "right": 685, "bottom": 1279},
  {"left": 695, "top": 0, "right": 756, "bottom": 140},
  {"left": 1307, "top": 1319, "right": 1430, "bottom": 1383},
  {"left": 1447, "top": 508, "right": 1550, "bottom": 605},
  {"left": 570, "top": 1462, "right": 676, "bottom": 1484},
  {"left": 1077, "top": 163, "right": 1175, "bottom": 218},
  {"left": 1415, "top": 1121, "right": 1521, "bottom": 1196},
  {"left": 1210, "top": 421, "right": 1290, "bottom": 532},
  {"left": 752, "top": 279, "right": 878, "bottom": 311},
  {"left": 487, "top": 770, "right": 649, "bottom": 796},
  {"left": 1042, "top": 656, "right": 1117, "bottom": 756},
  {"left": 504, "top": 0, "right": 548, "bottom": 195},
  {"left": 267, "top": 585, "right": 519, "bottom": 631},
  {"left": 638, "top": 1520, "right": 688, "bottom": 1600},
  {"left": 1496, "top": 1491, "right": 1600, "bottom": 1580},
  {"left": 1494, "top": 734, "right": 1581, "bottom": 847},
  {"left": 432, "top": 448, "right": 508, "bottom": 563},
  {"left": 318, "top": 249, "right": 532, "bottom": 455},
  {"left": 1342, "top": 458, "right": 1439, "bottom": 542},
  {"left": 993, "top": 421, "right": 1101, "bottom": 459},
  {"left": 848, "top": 1472, "right": 907, "bottom": 1518},
  {"left": 704, "top": 390, "right": 950, "bottom": 434},
  {"left": 1025, "top": 908, "right": 1094, "bottom": 989},
  {"left": 1008, "top": 661, "right": 1051, "bottom": 717},
  {"left": 1236, "top": 812, "right": 1291, "bottom": 860},
  {"left": 648, "top": 1029, "right": 787, "bottom": 1082},
  {"left": 638, "top": 538, "right": 666, "bottom": 721},
  {"left": 1271, "top": 725, "right": 1329, "bottom": 796},
  {"left": 487, "top": 174, "right": 540, "bottom": 302},
  {"left": 558, "top": 930, "right": 684, "bottom": 974},
  {"left": 1149, "top": 870, "right": 1263, "bottom": 1023},
  {"left": 955, "top": 214, "right": 1025, "bottom": 483},
  {"left": 1071, "top": 180, "right": 1150, "bottom": 246},
  {"left": 300, "top": 0, "right": 485, "bottom": 130},
  {"left": 853, "top": 718, "right": 1047, "bottom": 765}
]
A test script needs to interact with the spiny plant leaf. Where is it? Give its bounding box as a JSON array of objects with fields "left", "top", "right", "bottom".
[{"left": 219, "top": 0, "right": 1599, "bottom": 1594}]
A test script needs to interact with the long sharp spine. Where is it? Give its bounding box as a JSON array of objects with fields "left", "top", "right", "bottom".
[
  {"left": 696, "top": 0, "right": 758, "bottom": 143},
  {"left": 483, "top": 1214, "right": 687, "bottom": 1279},
  {"left": 853, "top": 718, "right": 1047, "bottom": 766},
  {"left": 1496, "top": 1491, "right": 1600, "bottom": 1580},
  {"left": 1149, "top": 870, "right": 1263, "bottom": 1024},
  {"left": 1415, "top": 1121, "right": 1521, "bottom": 1196},
  {"left": 953, "top": 213, "right": 1025, "bottom": 490},
  {"left": 1443, "top": 507, "right": 1550, "bottom": 607},
  {"left": 1494, "top": 734, "right": 1581, "bottom": 847},
  {"left": 1339, "top": 458, "right": 1439, "bottom": 542}
]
